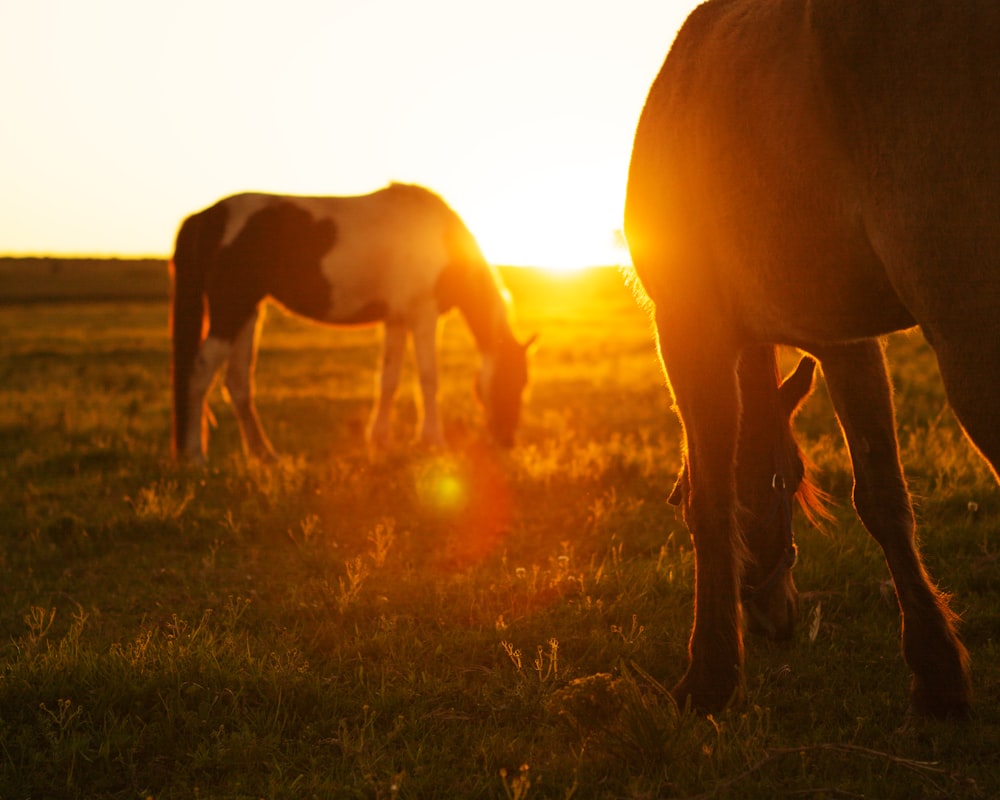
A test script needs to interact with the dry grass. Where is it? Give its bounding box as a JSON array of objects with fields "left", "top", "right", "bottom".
[{"left": 1, "top": 260, "right": 998, "bottom": 798}]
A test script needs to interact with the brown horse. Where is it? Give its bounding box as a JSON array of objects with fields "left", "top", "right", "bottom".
[{"left": 625, "top": 0, "right": 1000, "bottom": 716}]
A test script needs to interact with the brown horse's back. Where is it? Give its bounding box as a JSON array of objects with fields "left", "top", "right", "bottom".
[
  {"left": 626, "top": 0, "right": 1000, "bottom": 349},
  {"left": 815, "top": 3, "right": 1000, "bottom": 339}
]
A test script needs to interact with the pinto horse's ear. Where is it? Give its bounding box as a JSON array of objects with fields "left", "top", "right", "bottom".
[{"left": 779, "top": 356, "right": 817, "bottom": 417}]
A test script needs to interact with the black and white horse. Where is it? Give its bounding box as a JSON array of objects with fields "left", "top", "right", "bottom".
[{"left": 170, "top": 183, "right": 533, "bottom": 461}]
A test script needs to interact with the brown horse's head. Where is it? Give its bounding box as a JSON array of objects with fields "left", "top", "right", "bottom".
[
  {"left": 736, "top": 349, "right": 822, "bottom": 640},
  {"left": 477, "top": 333, "right": 536, "bottom": 447},
  {"left": 669, "top": 347, "right": 822, "bottom": 640}
]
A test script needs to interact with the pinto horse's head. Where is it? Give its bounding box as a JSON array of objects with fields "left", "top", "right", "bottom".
[
  {"left": 670, "top": 349, "right": 823, "bottom": 640},
  {"left": 477, "top": 332, "right": 536, "bottom": 447}
]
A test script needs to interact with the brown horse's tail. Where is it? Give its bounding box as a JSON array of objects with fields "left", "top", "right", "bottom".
[{"left": 169, "top": 203, "right": 224, "bottom": 457}]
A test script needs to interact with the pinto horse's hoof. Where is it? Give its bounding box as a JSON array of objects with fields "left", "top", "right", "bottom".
[
  {"left": 250, "top": 448, "right": 280, "bottom": 465},
  {"left": 415, "top": 434, "right": 448, "bottom": 453},
  {"left": 178, "top": 450, "right": 208, "bottom": 467}
]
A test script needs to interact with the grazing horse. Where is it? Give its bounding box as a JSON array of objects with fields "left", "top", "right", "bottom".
[
  {"left": 170, "top": 183, "right": 532, "bottom": 461},
  {"left": 625, "top": 0, "right": 1000, "bottom": 716}
]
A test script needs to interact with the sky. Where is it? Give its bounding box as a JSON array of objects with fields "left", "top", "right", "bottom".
[{"left": 0, "top": 1, "right": 697, "bottom": 270}]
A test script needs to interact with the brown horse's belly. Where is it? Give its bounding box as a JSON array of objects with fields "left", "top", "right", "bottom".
[
  {"left": 775, "top": 292, "right": 916, "bottom": 346},
  {"left": 731, "top": 248, "right": 919, "bottom": 346}
]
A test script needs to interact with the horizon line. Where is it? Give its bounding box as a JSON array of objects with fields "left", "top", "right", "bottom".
[{"left": 0, "top": 253, "right": 629, "bottom": 271}]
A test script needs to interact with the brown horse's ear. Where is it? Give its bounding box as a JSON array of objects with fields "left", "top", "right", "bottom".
[
  {"left": 522, "top": 332, "right": 539, "bottom": 351},
  {"left": 779, "top": 356, "right": 817, "bottom": 417}
]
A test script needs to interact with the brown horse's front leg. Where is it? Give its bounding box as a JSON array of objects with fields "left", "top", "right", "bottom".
[
  {"left": 817, "top": 340, "right": 971, "bottom": 717},
  {"left": 675, "top": 504, "right": 746, "bottom": 713},
  {"left": 659, "top": 326, "right": 746, "bottom": 712}
]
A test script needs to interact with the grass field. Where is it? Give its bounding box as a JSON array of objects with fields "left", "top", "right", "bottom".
[{"left": 1, "top": 257, "right": 999, "bottom": 798}]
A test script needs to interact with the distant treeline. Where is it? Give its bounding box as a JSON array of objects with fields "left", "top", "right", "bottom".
[
  {"left": 0, "top": 257, "right": 170, "bottom": 304},
  {"left": 0, "top": 257, "right": 568, "bottom": 306}
]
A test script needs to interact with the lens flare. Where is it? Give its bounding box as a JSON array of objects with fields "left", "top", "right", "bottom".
[
  {"left": 416, "top": 457, "right": 470, "bottom": 515},
  {"left": 412, "top": 448, "right": 513, "bottom": 569},
  {"left": 435, "top": 473, "right": 466, "bottom": 508}
]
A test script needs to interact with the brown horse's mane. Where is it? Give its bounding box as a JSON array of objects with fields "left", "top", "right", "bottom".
[{"left": 795, "top": 449, "right": 833, "bottom": 528}]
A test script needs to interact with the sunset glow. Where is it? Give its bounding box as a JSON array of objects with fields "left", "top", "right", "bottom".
[
  {"left": 0, "top": 1, "right": 693, "bottom": 270},
  {"left": 465, "top": 158, "right": 631, "bottom": 273}
]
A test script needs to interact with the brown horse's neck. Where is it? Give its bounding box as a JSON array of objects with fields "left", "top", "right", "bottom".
[
  {"left": 737, "top": 346, "right": 784, "bottom": 442},
  {"left": 736, "top": 346, "right": 790, "bottom": 506},
  {"left": 736, "top": 345, "right": 826, "bottom": 525}
]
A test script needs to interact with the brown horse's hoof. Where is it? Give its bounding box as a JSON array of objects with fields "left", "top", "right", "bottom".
[
  {"left": 672, "top": 672, "right": 743, "bottom": 714},
  {"left": 910, "top": 678, "right": 972, "bottom": 719}
]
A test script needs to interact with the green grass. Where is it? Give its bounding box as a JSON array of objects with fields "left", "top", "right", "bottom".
[{"left": 1, "top": 259, "right": 999, "bottom": 798}]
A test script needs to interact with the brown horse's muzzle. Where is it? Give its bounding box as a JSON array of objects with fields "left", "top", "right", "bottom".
[{"left": 743, "top": 570, "right": 798, "bottom": 640}]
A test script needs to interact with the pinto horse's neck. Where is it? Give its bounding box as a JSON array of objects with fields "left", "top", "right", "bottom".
[
  {"left": 443, "top": 260, "right": 515, "bottom": 355},
  {"left": 438, "top": 258, "right": 529, "bottom": 446}
]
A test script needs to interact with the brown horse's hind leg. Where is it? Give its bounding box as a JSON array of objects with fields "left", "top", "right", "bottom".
[
  {"left": 816, "top": 340, "right": 971, "bottom": 717},
  {"left": 225, "top": 307, "right": 277, "bottom": 461},
  {"left": 930, "top": 336, "right": 1000, "bottom": 483},
  {"left": 656, "top": 313, "right": 746, "bottom": 712}
]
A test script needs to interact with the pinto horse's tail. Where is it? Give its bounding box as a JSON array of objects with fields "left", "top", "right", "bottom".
[{"left": 169, "top": 203, "right": 224, "bottom": 457}]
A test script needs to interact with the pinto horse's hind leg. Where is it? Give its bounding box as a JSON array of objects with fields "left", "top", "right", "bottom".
[
  {"left": 184, "top": 336, "right": 232, "bottom": 462},
  {"left": 816, "top": 339, "right": 971, "bottom": 717},
  {"left": 368, "top": 320, "right": 408, "bottom": 451},
  {"left": 225, "top": 308, "right": 276, "bottom": 461}
]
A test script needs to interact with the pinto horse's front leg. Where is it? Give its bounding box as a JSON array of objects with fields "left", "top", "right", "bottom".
[
  {"left": 657, "top": 317, "right": 746, "bottom": 712},
  {"left": 410, "top": 311, "right": 446, "bottom": 449},
  {"left": 225, "top": 309, "right": 277, "bottom": 461}
]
